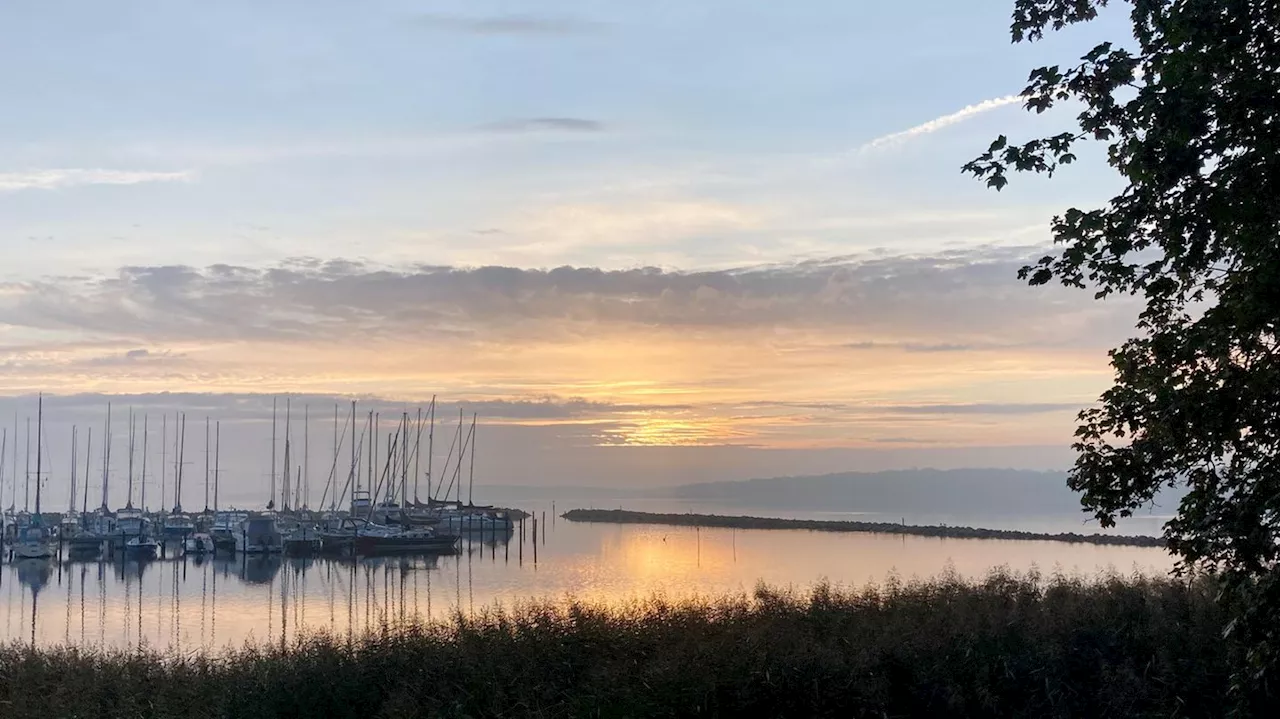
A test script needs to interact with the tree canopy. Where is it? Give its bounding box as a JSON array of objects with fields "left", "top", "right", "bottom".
[{"left": 964, "top": 0, "right": 1280, "bottom": 700}]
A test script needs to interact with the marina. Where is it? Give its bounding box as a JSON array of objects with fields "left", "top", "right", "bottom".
[
  {"left": 1, "top": 396, "right": 517, "bottom": 564},
  {"left": 0, "top": 506, "right": 1172, "bottom": 651},
  {"left": 0, "top": 395, "right": 1174, "bottom": 652}
]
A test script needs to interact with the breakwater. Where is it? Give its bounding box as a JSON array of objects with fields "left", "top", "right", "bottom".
[{"left": 560, "top": 509, "right": 1164, "bottom": 547}]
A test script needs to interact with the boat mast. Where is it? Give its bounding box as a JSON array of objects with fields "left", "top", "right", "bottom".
[
  {"left": 125, "top": 408, "right": 135, "bottom": 509},
  {"left": 413, "top": 406, "right": 423, "bottom": 505},
  {"left": 214, "top": 421, "right": 221, "bottom": 513},
  {"left": 9, "top": 413, "right": 16, "bottom": 512},
  {"left": 33, "top": 394, "right": 42, "bottom": 518},
  {"left": 100, "top": 403, "right": 111, "bottom": 512},
  {"left": 0, "top": 428, "right": 7, "bottom": 513},
  {"left": 434, "top": 408, "right": 461, "bottom": 504},
  {"left": 348, "top": 401, "right": 357, "bottom": 502},
  {"left": 204, "top": 417, "right": 210, "bottom": 513},
  {"left": 327, "top": 404, "right": 332, "bottom": 509},
  {"left": 160, "top": 414, "right": 167, "bottom": 514},
  {"left": 456, "top": 408, "right": 464, "bottom": 506},
  {"left": 82, "top": 427, "right": 91, "bottom": 515},
  {"left": 303, "top": 404, "right": 309, "bottom": 510},
  {"left": 468, "top": 413, "right": 477, "bottom": 506},
  {"left": 68, "top": 426, "right": 77, "bottom": 514},
  {"left": 171, "top": 412, "right": 179, "bottom": 512},
  {"left": 140, "top": 415, "right": 148, "bottom": 511},
  {"left": 282, "top": 397, "right": 291, "bottom": 512},
  {"left": 427, "top": 399, "right": 435, "bottom": 504},
  {"left": 25, "top": 415, "right": 30, "bottom": 512},
  {"left": 174, "top": 413, "right": 186, "bottom": 514},
  {"left": 368, "top": 411, "right": 376, "bottom": 498},
  {"left": 269, "top": 397, "right": 277, "bottom": 511},
  {"left": 401, "top": 411, "right": 408, "bottom": 512}
]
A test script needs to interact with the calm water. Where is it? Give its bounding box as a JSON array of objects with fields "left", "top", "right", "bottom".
[{"left": 0, "top": 503, "right": 1173, "bottom": 651}]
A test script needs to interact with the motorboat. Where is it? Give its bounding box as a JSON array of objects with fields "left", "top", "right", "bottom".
[
  {"left": 234, "top": 514, "right": 284, "bottom": 554},
  {"left": 114, "top": 507, "right": 148, "bottom": 547},
  {"left": 210, "top": 511, "right": 248, "bottom": 552}
]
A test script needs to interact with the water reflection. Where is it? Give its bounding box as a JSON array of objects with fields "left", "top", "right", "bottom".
[{"left": 0, "top": 513, "right": 1174, "bottom": 650}]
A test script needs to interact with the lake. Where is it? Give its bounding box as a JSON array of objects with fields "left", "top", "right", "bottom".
[{"left": 0, "top": 501, "right": 1173, "bottom": 650}]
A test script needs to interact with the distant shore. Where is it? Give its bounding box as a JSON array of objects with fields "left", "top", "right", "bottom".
[{"left": 560, "top": 508, "right": 1165, "bottom": 548}]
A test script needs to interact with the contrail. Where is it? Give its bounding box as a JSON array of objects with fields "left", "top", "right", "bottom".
[
  {"left": 0, "top": 168, "right": 194, "bottom": 192},
  {"left": 859, "top": 95, "right": 1022, "bottom": 153}
]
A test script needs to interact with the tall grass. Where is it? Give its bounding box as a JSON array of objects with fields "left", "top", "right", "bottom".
[{"left": 0, "top": 569, "right": 1231, "bottom": 717}]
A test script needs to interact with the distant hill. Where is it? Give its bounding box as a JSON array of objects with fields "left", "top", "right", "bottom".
[
  {"left": 659, "top": 469, "right": 1086, "bottom": 515},
  {"left": 486, "top": 468, "right": 1184, "bottom": 518}
]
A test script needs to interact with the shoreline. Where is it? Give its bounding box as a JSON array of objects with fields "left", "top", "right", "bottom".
[{"left": 560, "top": 508, "right": 1165, "bottom": 548}]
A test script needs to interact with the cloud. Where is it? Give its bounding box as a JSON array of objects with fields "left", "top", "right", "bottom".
[
  {"left": 0, "top": 391, "right": 683, "bottom": 424},
  {"left": 842, "top": 340, "right": 1020, "bottom": 353},
  {"left": 0, "top": 247, "right": 1134, "bottom": 350},
  {"left": 416, "top": 14, "right": 599, "bottom": 36},
  {"left": 0, "top": 168, "right": 193, "bottom": 192},
  {"left": 882, "top": 403, "right": 1081, "bottom": 415},
  {"left": 78, "top": 348, "right": 188, "bottom": 368},
  {"left": 858, "top": 95, "right": 1023, "bottom": 153},
  {"left": 481, "top": 118, "right": 605, "bottom": 133},
  {"left": 729, "top": 400, "right": 1079, "bottom": 416}
]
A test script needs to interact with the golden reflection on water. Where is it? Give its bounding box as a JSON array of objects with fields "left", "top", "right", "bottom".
[{"left": 0, "top": 516, "right": 1174, "bottom": 651}]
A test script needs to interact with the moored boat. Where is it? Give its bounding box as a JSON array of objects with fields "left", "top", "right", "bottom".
[
  {"left": 234, "top": 514, "right": 284, "bottom": 554},
  {"left": 183, "top": 532, "right": 215, "bottom": 555},
  {"left": 163, "top": 513, "right": 196, "bottom": 541},
  {"left": 62, "top": 523, "right": 105, "bottom": 556},
  {"left": 282, "top": 524, "right": 322, "bottom": 555},
  {"left": 210, "top": 510, "right": 247, "bottom": 552},
  {"left": 14, "top": 524, "right": 55, "bottom": 559},
  {"left": 440, "top": 509, "right": 514, "bottom": 534},
  {"left": 15, "top": 396, "right": 55, "bottom": 560},
  {"left": 353, "top": 527, "right": 459, "bottom": 554},
  {"left": 325, "top": 517, "right": 458, "bottom": 555},
  {"left": 124, "top": 534, "right": 159, "bottom": 559}
]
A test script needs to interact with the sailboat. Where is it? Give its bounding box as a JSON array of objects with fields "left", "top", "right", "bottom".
[
  {"left": 62, "top": 425, "right": 103, "bottom": 556},
  {"left": 119, "top": 410, "right": 158, "bottom": 559},
  {"left": 163, "top": 413, "right": 195, "bottom": 541},
  {"left": 13, "top": 395, "right": 54, "bottom": 560},
  {"left": 237, "top": 400, "right": 283, "bottom": 554}
]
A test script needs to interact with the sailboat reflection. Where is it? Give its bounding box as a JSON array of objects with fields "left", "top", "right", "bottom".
[
  {"left": 16, "top": 558, "right": 53, "bottom": 592},
  {"left": 16, "top": 558, "right": 53, "bottom": 645}
]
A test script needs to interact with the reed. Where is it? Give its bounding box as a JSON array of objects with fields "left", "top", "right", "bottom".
[{"left": 0, "top": 569, "right": 1232, "bottom": 718}]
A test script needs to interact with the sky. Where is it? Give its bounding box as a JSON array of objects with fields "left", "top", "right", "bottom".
[{"left": 0, "top": 1, "right": 1141, "bottom": 505}]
